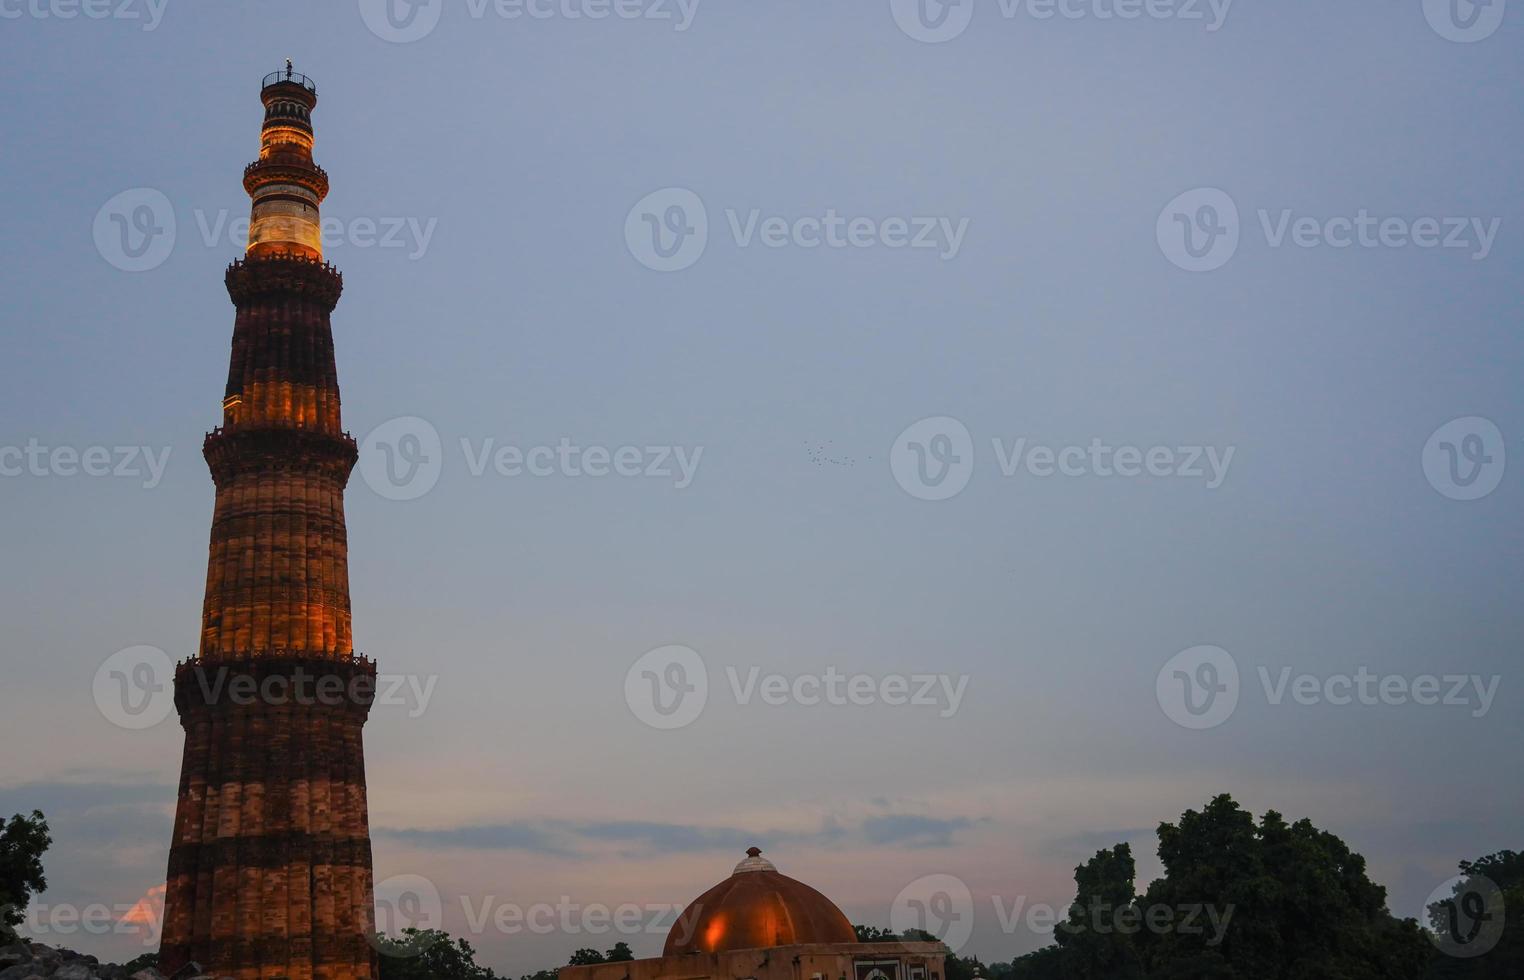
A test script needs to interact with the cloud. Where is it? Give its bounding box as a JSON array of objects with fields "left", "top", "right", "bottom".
[
  {"left": 571, "top": 821, "right": 761, "bottom": 853},
  {"left": 0, "top": 780, "right": 174, "bottom": 860},
  {"left": 861, "top": 815, "right": 977, "bottom": 848},
  {"left": 375, "top": 819, "right": 773, "bottom": 857},
  {"left": 119, "top": 883, "right": 165, "bottom": 926},
  {"left": 377, "top": 812, "right": 980, "bottom": 857},
  {"left": 377, "top": 822, "right": 577, "bottom": 856},
  {"left": 0, "top": 780, "right": 170, "bottom": 813}
]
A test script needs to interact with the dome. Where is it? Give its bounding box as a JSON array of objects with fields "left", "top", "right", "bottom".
[{"left": 664, "top": 848, "right": 857, "bottom": 955}]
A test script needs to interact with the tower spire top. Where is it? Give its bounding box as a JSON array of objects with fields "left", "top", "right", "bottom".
[{"left": 248, "top": 65, "right": 324, "bottom": 260}]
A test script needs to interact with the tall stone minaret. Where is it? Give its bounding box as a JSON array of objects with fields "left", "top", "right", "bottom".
[{"left": 159, "top": 66, "right": 378, "bottom": 980}]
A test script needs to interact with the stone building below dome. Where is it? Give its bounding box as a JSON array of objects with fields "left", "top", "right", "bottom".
[{"left": 560, "top": 849, "right": 947, "bottom": 980}]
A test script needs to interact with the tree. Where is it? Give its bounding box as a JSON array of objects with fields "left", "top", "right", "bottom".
[
  {"left": 1008, "top": 947, "right": 1064, "bottom": 980},
  {"left": 855, "top": 925, "right": 896, "bottom": 942},
  {"left": 0, "top": 811, "right": 50, "bottom": 937},
  {"left": 1138, "top": 795, "right": 1430, "bottom": 979},
  {"left": 1426, "top": 850, "right": 1523, "bottom": 978},
  {"left": 377, "top": 929, "right": 500, "bottom": 979},
  {"left": 1001, "top": 795, "right": 1432, "bottom": 980},
  {"left": 944, "top": 953, "right": 989, "bottom": 980},
  {"left": 565, "top": 943, "right": 636, "bottom": 967},
  {"left": 1050, "top": 844, "right": 1144, "bottom": 980}
]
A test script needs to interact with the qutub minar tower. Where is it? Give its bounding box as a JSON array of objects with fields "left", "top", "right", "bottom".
[{"left": 159, "top": 66, "right": 379, "bottom": 980}]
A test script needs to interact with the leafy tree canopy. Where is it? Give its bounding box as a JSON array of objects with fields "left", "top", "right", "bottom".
[
  {"left": 378, "top": 928, "right": 500, "bottom": 979},
  {"left": 0, "top": 811, "right": 50, "bottom": 935},
  {"left": 1011, "top": 794, "right": 1433, "bottom": 980}
]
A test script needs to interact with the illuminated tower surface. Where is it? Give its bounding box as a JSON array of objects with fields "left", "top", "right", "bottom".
[{"left": 160, "top": 66, "right": 379, "bottom": 980}]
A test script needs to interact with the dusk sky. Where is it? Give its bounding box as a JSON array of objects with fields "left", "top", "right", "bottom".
[{"left": 2, "top": 1, "right": 1521, "bottom": 973}]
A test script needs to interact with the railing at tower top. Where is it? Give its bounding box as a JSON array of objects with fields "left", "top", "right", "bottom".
[{"left": 262, "top": 69, "right": 317, "bottom": 94}]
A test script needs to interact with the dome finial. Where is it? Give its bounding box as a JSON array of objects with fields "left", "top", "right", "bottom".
[{"left": 734, "top": 847, "right": 777, "bottom": 874}]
